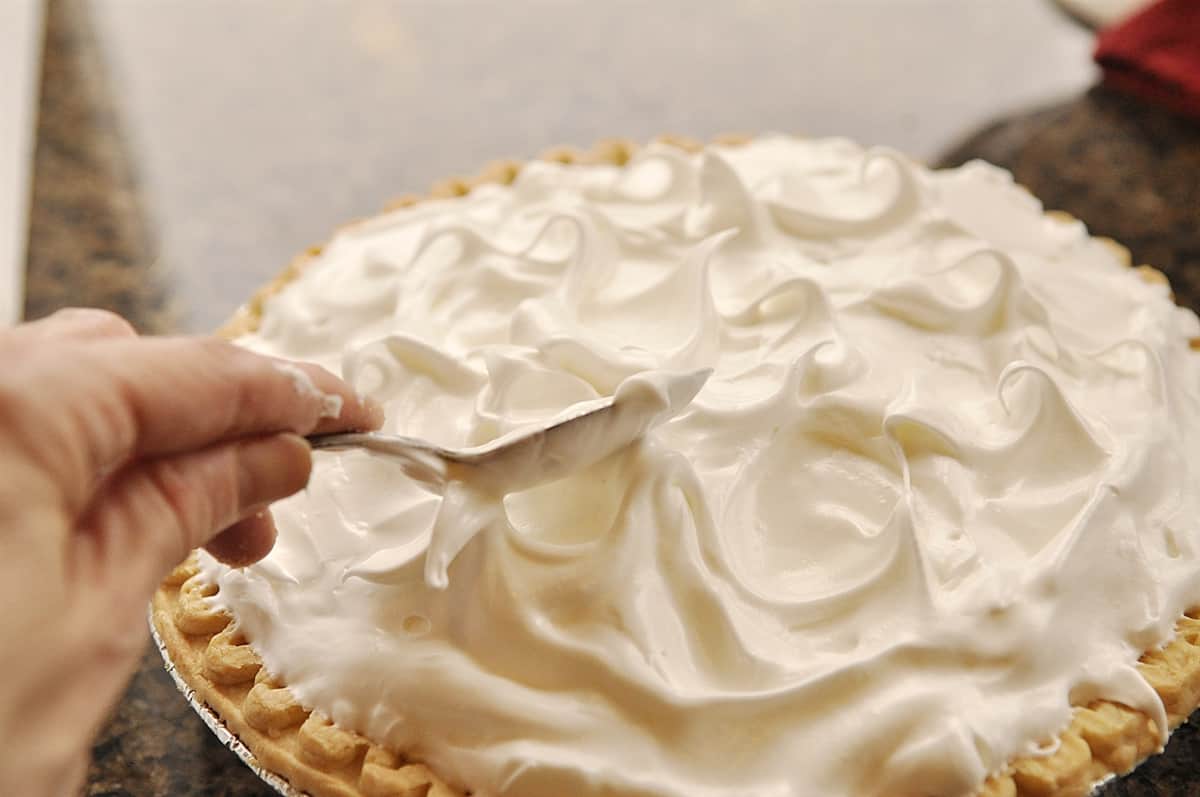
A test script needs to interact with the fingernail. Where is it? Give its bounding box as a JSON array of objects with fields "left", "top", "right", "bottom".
[{"left": 365, "top": 397, "right": 386, "bottom": 428}]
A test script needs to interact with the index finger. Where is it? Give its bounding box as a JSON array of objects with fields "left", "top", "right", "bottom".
[{"left": 9, "top": 336, "right": 382, "bottom": 513}]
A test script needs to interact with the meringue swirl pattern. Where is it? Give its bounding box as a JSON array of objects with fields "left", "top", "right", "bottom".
[{"left": 202, "top": 136, "right": 1200, "bottom": 797}]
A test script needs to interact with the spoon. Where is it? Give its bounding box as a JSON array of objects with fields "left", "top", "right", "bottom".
[{"left": 305, "top": 368, "right": 712, "bottom": 495}]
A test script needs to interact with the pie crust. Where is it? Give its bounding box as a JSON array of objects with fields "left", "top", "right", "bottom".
[{"left": 151, "top": 133, "right": 1200, "bottom": 797}]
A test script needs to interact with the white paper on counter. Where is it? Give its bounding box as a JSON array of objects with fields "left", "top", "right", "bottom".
[
  {"left": 1057, "top": 0, "right": 1151, "bottom": 27},
  {"left": 0, "top": 0, "right": 44, "bottom": 326}
]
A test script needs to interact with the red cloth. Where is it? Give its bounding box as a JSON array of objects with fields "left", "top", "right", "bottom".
[{"left": 1095, "top": 0, "right": 1200, "bottom": 119}]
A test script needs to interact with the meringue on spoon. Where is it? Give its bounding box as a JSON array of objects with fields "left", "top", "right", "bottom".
[{"left": 308, "top": 368, "right": 712, "bottom": 587}]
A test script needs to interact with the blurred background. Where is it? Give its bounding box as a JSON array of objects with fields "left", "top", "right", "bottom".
[
  {"left": 12, "top": 0, "right": 1172, "bottom": 334},
  {"left": 5, "top": 0, "right": 1200, "bottom": 794}
]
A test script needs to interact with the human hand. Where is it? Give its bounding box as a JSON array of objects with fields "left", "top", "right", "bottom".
[{"left": 0, "top": 309, "right": 382, "bottom": 796}]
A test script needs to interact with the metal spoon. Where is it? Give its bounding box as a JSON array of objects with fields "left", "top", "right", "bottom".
[{"left": 306, "top": 368, "right": 711, "bottom": 495}]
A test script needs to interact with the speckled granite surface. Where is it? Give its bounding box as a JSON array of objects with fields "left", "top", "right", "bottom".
[
  {"left": 22, "top": 0, "right": 1200, "bottom": 794},
  {"left": 24, "top": 0, "right": 174, "bottom": 333}
]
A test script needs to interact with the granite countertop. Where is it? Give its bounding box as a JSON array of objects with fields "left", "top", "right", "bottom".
[{"left": 22, "top": 0, "right": 1200, "bottom": 794}]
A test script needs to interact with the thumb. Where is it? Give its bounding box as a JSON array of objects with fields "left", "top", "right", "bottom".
[{"left": 76, "top": 432, "right": 311, "bottom": 590}]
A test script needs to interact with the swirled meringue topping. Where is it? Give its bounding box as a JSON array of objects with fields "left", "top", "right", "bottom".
[{"left": 201, "top": 135, "right": 1200, "bottom": 797}]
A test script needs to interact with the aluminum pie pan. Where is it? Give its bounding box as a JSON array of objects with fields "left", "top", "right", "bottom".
[
  {"left": 148, "top": 607, "right": 303, "bottom": 797},
  {"left": 147, "top": 605, "right": 1132, "bottom": 797}
]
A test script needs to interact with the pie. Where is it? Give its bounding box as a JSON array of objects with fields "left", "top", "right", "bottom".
[{"left": 152, "top": 133, "right": 1200, "bottom": 797}]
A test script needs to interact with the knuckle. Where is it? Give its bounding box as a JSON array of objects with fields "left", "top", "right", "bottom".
[
  {"left": 190, "top": 336, "right": 248, "bottom": 380},
  {"left": 54, "top": 307, "right": 137, "bottom": 338},
  {"left": 144, "top": 458, "right": 209, "bottom": 549},
  {"left": 0, "top": 362, "right": 95, "bottom": 499},
  {"left": 197, "top": 335, "right": 237, "bottom": 357},
  {"left": 199, "top": 336, "right": 247, "bottom": 364},
  {"left": 0, "top": 373, "right": 28, "bottom": 431},
  {"left": 190, "top": 337, "right": 258, "bottom": 432}
]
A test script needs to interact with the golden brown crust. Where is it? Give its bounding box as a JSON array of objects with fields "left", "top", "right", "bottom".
[
  {"left": 153, "top": 560, "right": 462, "bottom": 797},
  {"left": 652, "top": 133, "right": 703, "bottom": 152},
  {"left": 157, "top": 136, "right": 1200, "bottom": 797},
  {"left": 588, "top": 138, "right": 638, "bottom": 166},
  {"left": 537, "top": 144, "right": 584, "bottom": 165},
  {"left": 428, "top": 177, "right": 474, "bottom": 200},
  {"left": 216, "top": 248, "right": 318, "bottom": 339}
]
